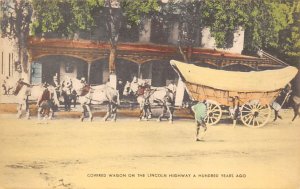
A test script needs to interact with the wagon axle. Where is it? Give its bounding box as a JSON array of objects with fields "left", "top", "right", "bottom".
[{"left": 252, "top": 109, "right": 259, "bottom": 117}]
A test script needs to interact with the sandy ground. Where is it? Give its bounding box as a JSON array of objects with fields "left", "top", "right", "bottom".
[{"left": 0, "top": 109, "right": 300, "bottom": 189}]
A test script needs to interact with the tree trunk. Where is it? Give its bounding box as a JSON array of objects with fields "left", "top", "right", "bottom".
[
  {"left": 18, "top": 32, "right": 28, "bottom": 73},
  {"left": 109, "top": 47, "right": 117, "bottom": 74},
  {"left": 18, "top": 44, "right": 23, "bottom": 72},
  {"left": 178, "top": 22, "right": 189, "bottom": 63},
  {"left": 105, "top": 1, "right": 120, "bottom": 74},
  {"left": 178, "top": 45, "right": 189, "bottom": 63}
]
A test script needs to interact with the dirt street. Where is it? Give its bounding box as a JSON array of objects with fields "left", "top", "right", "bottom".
[{"left": 0, "top": 110, "right": 299, "bottom": 189}]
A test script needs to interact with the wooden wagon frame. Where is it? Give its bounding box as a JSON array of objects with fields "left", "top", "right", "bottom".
[{"left": 171, "top": 60, "right": 298, "bottom": 128}]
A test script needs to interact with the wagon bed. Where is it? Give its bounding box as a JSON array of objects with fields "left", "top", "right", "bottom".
[{"left": 170, "top": 60, "right": 298, "bottom": 128}]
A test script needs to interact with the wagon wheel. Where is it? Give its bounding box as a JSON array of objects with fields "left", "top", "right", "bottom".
[
  {"left": 240, "top": 100, "right": 271, "bottom": 128},
  {"left": 204, "top": 100, "right": 222, "bottom": 126}
]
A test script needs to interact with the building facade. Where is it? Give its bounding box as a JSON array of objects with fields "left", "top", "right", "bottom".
[
  {"left": 28, "top": 18, "right": 247, "bottom": 87},
  {"left": 0, "top": 37, "right": 21, "bottom": 80}
]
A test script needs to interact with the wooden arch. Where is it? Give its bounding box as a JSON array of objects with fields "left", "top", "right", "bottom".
[{"left": 32, "top": 54, "right": 89, "bottom": 63}]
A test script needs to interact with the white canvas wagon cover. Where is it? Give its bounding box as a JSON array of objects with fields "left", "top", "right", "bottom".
[{"left": 170, "top": 60, "right": 298, "bottom": 92}]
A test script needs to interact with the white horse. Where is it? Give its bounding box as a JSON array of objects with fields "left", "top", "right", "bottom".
[
  {"left": 123, "top": 79, "right": 176, "bottom": 123},
  {"left": 70, "top": 78, "right": 120, "bottom": 122},
  {"left": 13, "top": 79, "right": 59, "bottom": 119}
]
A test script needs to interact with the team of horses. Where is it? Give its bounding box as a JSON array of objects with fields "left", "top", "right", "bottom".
[
  {"left": 122, "top": 79, "right": 176, "bottom": 123},
  {"left": 2, "top": 76, "right": 300, "bottom": 123},
  {"left": 7, "top": 77, "right": 176, "bottom": 122}
]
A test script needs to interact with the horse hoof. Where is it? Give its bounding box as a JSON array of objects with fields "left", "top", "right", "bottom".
[
  {"left": 80, "top": 117, "right": 84, "bottom": 122},
  {"left": 156, "top": 119, "right": 161, "bottom": 122},
  {"left": 169, "top": 120, "right": 173, "bottom": 124}
]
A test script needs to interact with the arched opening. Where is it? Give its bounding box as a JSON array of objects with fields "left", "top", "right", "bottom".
[
  {"left": 140, "top": 62, "right": 152, "bottom": 83},
  {"left": 89, "top": 59, "right": 109, "bottom": 85},
  {"left": 147, "top": 60, "right": 177, "bottom": 87},
  {"left": 116, "top": 58, "right": 139, "bottom": 83},
  {"left": 31, "top": 55, "right": 87, "bottom": 84}
]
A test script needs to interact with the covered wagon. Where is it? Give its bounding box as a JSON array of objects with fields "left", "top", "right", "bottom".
[{"left": 170, "top": 60, "right": 298, "bottom": 128}]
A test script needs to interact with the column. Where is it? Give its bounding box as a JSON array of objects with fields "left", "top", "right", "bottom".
[
  {"left": 87, "top": 62, "right": 91, "bottom": 83},
  {"left": 138, "top": 64, "right": 141, "bottom": 78}
]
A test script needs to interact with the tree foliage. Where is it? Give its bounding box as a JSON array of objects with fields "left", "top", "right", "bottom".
[
  {"left": 0, "top": 0, "right": 33, "bottom": 73},
  {"left": 277, "top": 1, "right": 300, "bottom": 57},
  {"left": 121, "top": 0, "right": 159, "bottom": 26},
  {"left": 31, "top": 0, "right": 96, "bottom": 38},
  {"left": 31, "top": 0, "right": 159, "bottom": 73},
  {"left": 202, "top": 0, "right": 248, "bottom": 48},
  {"left": 1, "top": 0, "right": 299, "bottom": 74},
  {"left": 153, "top": 0, "right": 206, "bottom": 62},
  {"left": 156, "top": 0, "right": 299, "bottom": 60},
  {"left": 203, "top": 0, "right": 299, "bottom": 58}
]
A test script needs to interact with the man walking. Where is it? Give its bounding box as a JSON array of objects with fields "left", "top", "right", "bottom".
[{"left": 191, "top": 100, "right": 207, "bottom": 141}]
